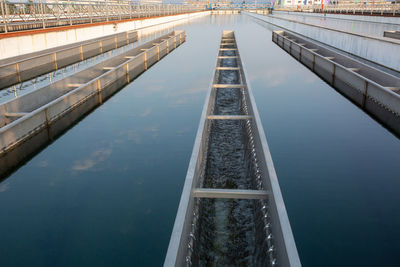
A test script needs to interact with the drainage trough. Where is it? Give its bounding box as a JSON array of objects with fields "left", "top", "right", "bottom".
[
  {"left": 273, "top": 30, "right": 400, "bottom": 136},
  {"left": 0, "top": 30, "right": 138, "bottom": 90},
  {"left": 165, "top": 31, "right": 300, "bottom": 267},
  {"left": 0, "top": 30, "right": 186, "bottom": 178}
]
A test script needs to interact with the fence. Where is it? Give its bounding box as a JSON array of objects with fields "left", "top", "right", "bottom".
[{"left": 0, "top": 0, "right": 203, "bottom": 33}]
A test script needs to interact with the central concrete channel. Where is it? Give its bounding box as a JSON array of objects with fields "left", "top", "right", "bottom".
[{"left": 0, "top": 14, "right": 399, "bottom": 266}]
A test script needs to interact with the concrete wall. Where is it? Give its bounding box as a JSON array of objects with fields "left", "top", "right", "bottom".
[
  {"left": 0, "top": 11, "right": 210, "bottom": 60},
  {"left": 246, "top": 11, "right": 400, "bottom": 72},
  {"left": 273, "top": 10, "right": 400, "bottom": 25}
]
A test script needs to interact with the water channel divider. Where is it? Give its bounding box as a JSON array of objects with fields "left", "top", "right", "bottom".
[
  {"left": 273, "top": 30, "right": 400, "bottom": 136},
  {"left": 0, "top": 30, "right": 186, "bottom": 178},
  {"left": 0, "top": 30, "right": 139, "bottom": 90},
  {"left": 164, "top": 30, "right": 300, "bottom": 267}
]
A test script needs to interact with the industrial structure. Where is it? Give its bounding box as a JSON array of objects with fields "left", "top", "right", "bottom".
[{"left": 0, "top": 1, "right": 399, "bottom": 266}]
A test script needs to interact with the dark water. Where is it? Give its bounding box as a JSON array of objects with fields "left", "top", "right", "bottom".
[{"left": 0, "top": 14, "right": 399, "bottom": 266}]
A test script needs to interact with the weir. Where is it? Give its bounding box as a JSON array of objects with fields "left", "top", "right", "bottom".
[
  {"left": 272, "top": 30, "right": 400, "bottom": 135},
  {"left": 0, "top": 30, "right": 138, "bottom": 90},
  {"left": 0, "top": 30, "right": 186, "bottom": 178},
  {"left": 165, "top": 31, "right": 300, "bottom": 267}
]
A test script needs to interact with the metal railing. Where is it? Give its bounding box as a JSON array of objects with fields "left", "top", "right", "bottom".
[
  {"left": 207, "top": 3, "right": 273, "bottom": 10},
  {"left": 313, "top": 2, "right": 400, "bottom": 15},
  {"left": 0, "top": 29, "right": 138, "bottom": 90},
  {"left": 276, "top": 2, "right": 400, "bottom": 15},
  {"left": 0, "top": 0, "right": 204, "bottom": 33}
]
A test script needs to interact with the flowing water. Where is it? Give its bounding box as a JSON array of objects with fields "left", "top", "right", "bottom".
[{"left": 193, "top": 39, "right": 261, "bottom": 265}]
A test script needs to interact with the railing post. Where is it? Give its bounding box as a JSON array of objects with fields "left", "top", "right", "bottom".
[
  {"left": 53, "top": 52, "right": 58, "bottom": 70},
  {"left": 96, "top": 79, "right": 103, "bottom": 104},
  {"left": 45, "top": 108, "right": 52, "bottom": 140},
  {"left": 331, "top": 63, "right": 336, "bottom": 86},
  {"left": 125, "top": 63, "right": 130, "bottom": 83},
  {"left": 89, "top": 3, "right": 93, "bottom": 24},
  {"left": 143, "top": 52, "right": 147, "bottom": 70},
  {"left": 0, "top": 0, "right": 8, "bottom": 33},
  {"left": 40, "top": 0, "right": 46, "bottom": 29},
  {"left": 79, "top": 45, "right": 84, "bottom": 61},
  {"left": 362, "top": 80, "right": 368, "bottom": 108},
  {"left": 106, "top": 0, "right": 109, "bottom": 22},
  {"left": 68, "top": 0, "right": 72, "bottom": 26},
  {"left": 55, "top": 0, "right": 60, "bottom": 27},
  {"left": 119, "top": 2, "right": 122, "bottom": 20},
  {"left": 15, "top": 63, "right": 21, "bottom": 83}
]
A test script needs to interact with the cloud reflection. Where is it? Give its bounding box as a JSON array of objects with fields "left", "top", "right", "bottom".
[
  {"left": 0, "top": 182, "right": 10, "bottom": 193},
  {"left": 140, "top": 108, "right": 152, "bottom": 117},
  {"left": 72, "top": 148, "right": 112, "bottom": 171},
  {"left": 248, "top": 66, "right": 288, "bottom": 88},
  {"left": 37, "top": 160, "right": 48, "bottom": 168}
]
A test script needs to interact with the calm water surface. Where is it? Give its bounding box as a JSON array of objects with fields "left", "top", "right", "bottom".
[{"left": 0, "top": 14, "right": 399, "bottom": 266}]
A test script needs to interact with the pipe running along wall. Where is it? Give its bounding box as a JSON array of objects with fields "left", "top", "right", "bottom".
[
  {"left": 164, "top": 30, "right": 300, "bottom": 267},
  {"left": 272, "top": 30, "right": 400, "bottom": 136},
  {"left": 0, "top": 30, "right": 186, "bottom": 178}
]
